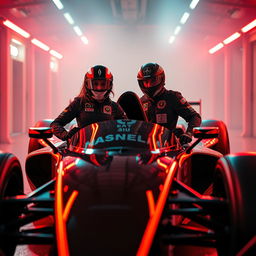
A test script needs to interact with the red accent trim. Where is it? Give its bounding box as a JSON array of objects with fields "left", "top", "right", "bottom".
[
  {"left": 237, "top": 236, "right": 256, "bottom": 256},
  {"left": 137, "top": 161, "right": 178, "bottom": 255},
  {"left": 63, "top": 190, "right": 79, "bottom": 222},
  {"left": 55, "top": 161, "right": 70, "bottom": 256},
  {"left": 146, "top": 190, "right": 155, "bottom": 217},
  {"left": 89, "top": 123, "right": 100, "bottom": 166}
]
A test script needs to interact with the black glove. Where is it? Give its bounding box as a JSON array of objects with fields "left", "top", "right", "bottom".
[
  {"left": 179, "top": 132, "right": 193, "bottom": 145},
  {"left": 173, "top": 128, "right": 184, "bottom": 138},
  {"left": 66, "top": 127, "right": 80, "bottom": 140}
]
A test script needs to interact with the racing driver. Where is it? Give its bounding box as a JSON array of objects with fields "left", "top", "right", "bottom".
[
  {"left": 137, "top": 62, "right": 201, "bottom": 144},
  {"left": 51, "top": 65, "right": 127, "bottom": 140}
]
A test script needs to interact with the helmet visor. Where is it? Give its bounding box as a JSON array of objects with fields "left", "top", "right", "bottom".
[
  {"left": 88, "top": 79, "right": 112, "bottom": 90},
  {"left": 140, "top": 76, "right": 162, "bottom": 88}
]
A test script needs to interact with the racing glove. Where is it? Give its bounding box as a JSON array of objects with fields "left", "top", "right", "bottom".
[
  {"left": 173, "top": 128, "right": 184, "bottom": 138},
  {"left": 66, "top": 127, "right": 80, "bottom": 140},
  {"left": 179, "top": 132, "right": 193, "bottom": 145}
]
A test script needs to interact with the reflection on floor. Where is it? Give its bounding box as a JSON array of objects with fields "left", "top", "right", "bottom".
[{"left": 0, "top": 129, "right": 255, "bottom": 256}]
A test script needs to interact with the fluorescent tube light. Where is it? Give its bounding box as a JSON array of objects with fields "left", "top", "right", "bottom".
[{"left": 3, "top": 20, "right": 30, "bottom": 38}]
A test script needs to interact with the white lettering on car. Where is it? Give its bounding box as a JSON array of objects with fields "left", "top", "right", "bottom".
[{"left": 85, "top": 133, "right": 147, "bottom": 146}]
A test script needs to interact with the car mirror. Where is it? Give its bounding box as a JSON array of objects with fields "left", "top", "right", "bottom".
[
  {"left": 29, "top": 127, "right": 53, "bottom": 139},
  {"left": 193, "top": 127, "right": 219, "bottom": 139}
]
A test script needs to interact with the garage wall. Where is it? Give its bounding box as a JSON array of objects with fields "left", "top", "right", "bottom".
[{"left": 59, "top": 25, "right": 210, "bottom": 118}]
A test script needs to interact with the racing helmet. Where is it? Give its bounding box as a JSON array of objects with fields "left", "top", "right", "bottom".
[
  {"left": 85, "top": 65, "right": 113, "bottom": 100},
  {"left": 137, "top": 63, "right": 165, "bottom": 97}
]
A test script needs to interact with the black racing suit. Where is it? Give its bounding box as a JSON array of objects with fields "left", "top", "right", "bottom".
[
  {"left": 51, "top": 96, "right": 127, "bottom": 140},
  {"left": 140, "top": 89, "right": 201, "bottom": 133}
]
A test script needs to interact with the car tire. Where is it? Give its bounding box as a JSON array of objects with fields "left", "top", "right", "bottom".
[
  {"left": 201, "top": 119, "right": 230, "bottom": 155},
  {"left": 213, "top": 153, "right": 256, "bottom": 256},
  {"left": 0, "top": 153, "right": 24, "bottom": 256},
  {"left": 28, "top": 119, "right": 53, "bottom": 154}
]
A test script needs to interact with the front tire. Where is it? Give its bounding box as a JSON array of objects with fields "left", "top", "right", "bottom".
[
  {"left": 0, "top": 153, "right": 24, "bottom": 255},
  {"left": 213, "top": 153, "right": 256, "bottom": 255}
]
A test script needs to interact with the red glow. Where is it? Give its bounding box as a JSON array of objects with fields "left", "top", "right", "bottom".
[
  {"left": 146, "top": 190, "right": 155, "bottom": 217},
  {"left": 137, "top": 161, "right": 178, "bottom": 256},
  {"left": 63, "top": 190, "right": 79, "bottom": 222},
  {"left": 157, "top": 159, "right": 168, "bottom": 170},
  {"left": 223, "top": 32, "right": 241, "bottom": 45},
  {"left": 55, "top": 161, "right": 70, "bottom": 256},
  {"left": 209, "top": 43, "right": 224, "bottom": 54},
  {"left": 241, "top": 19, "right": 256, "bottom": 33},
  {"left": 89, "top": 123, "right": 100, "bottom": 166},
  {"left": 146, "top": 124, "right": 159, "bottom": 164},
  {"left": 203, "top": 138, "right": 218, "bottom": 148},
  {"left": 3, "top": 20, "right": 30, "bottom": 38}
]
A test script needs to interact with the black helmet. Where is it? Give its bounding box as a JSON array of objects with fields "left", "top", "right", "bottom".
[
  {"left": 137, "top": 63, "right": 165, "bottom": 97},
  {"left": 85, "top": 65, "right": 113, "bottom": 100}
]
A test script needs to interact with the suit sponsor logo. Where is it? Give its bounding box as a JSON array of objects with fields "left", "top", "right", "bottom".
[
  {"left": 157, "top": 100, "right": 166, "bottom": 109},
  {"left": 180, "top": 97, "right": 187, "bottom": 104},
  {"left": 156, "top": 113, "right": 167, "bottom": 123},
  {"left": 143, "top": 103, "right": 148, "bottom": 111},
  {"left": 103, "top": 105, "right": 112, "bottom": 114},
  {"left": 85, "top": 103, "right": 94, "bottom": 112},
  {"left": 117, "top": 120, "right": 136, "bottom": 132}
]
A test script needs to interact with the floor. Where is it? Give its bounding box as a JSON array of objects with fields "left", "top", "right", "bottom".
[{"left": 0, "top": 129, "right": 256, "bottom": 256}]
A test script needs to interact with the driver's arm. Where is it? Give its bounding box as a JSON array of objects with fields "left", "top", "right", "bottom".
[
  {"left": 174, "top": 92, "right": 201, "bottom": 133},
  {"left": 50, "top": 98, "right": 80, "bottom": 140}
]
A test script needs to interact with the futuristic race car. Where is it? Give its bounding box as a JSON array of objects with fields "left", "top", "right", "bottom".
[{"left": 0, "top": 92, "right": 256, "bottom": 256}]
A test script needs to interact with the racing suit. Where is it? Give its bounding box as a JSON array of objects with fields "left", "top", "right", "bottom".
[
  {"left": 140, "top": 89, "right": 201, "bottom": 133},
  {"left": 51, "top": 96, "right": 127, "bottom": 140}
]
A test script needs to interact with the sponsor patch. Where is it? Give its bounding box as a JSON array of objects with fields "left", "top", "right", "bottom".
[
  {"left": 180, "top": 97, "right": 187, "bottom": 104},
  {"left": 157, "top": 100, "right": 166, "bottom": 109},
  {"left": 103, "top": 105, "right": 112, "bottom": 114},
  {"left": 143, "top": 103, "right": 148, "bottom": 111},
  {"left": 85, "top": 103, "right": 94, "bottom": 112},
  {"left": 117, "top": 120, "right": 136, "bottom": 132},
  {"left": 156, "top": 113, "right": 167, "bottom": 123}
]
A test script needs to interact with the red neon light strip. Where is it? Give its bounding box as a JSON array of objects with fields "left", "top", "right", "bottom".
[
  {"left": 237, "top": 236, "right": 256, "bottom": 256},
  {"left": 137, "top": 161, "right": 178, "bottom": 256},
  {"left": 55, "top": 161, "right": 70, "bottom": 256},
  {"left": 89, "top": 123, "right": 100, "bottom": 166},
  {"left": 146, "top": 190, "right": 155, "bottom": 217},
  {"left": 147, "top": 124, "right": 159, "bottom": 164},
  {"left": 63, "top": 190, "right": 78, "bottom": 222},
  {"left": 158, "top": 126, "right": 164, "bottom": 148},
  {"left": 223, "top": 32, "right": 241, "bottom": 45},
  {"left": 241, "top": 19, "right": 256, "bottom": 33},
  {"left": 3, "top": 19, "right": 30, "bottom": 38},
  {"left": 151, "top": 124, "right": 158, "bottom": 150},
  {"left": 157, "top": 159, "right": 168, "bottom": 169}
]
